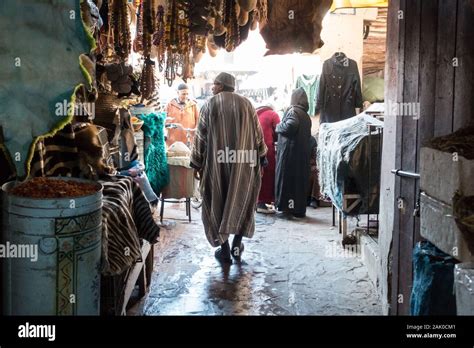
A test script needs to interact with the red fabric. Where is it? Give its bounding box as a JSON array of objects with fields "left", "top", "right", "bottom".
[{"left": 257, "top": 107, "right": 280, "bottom": 203}]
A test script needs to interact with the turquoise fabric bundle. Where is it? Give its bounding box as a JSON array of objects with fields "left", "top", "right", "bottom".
[
  {"left": 140, "top": 112, "right": 170, "bottom": 194},
  {"left": 0, "top": 0, "right": 92, "bottom": 177},
  {"left": 410, "top": 241, "right": 457, "bottom": 315}
]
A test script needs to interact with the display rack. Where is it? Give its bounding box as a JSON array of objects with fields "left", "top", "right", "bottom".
[{"left": 332, "top": 123, "right": 383, "bottom": 240}]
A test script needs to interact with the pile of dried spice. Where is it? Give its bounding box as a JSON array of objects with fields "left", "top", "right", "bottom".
[
  {"left": 10, "top": 177, "right": 99, "bottom": 198},
  {"left": 428, "top": 126, "right": 474, "bottom": 160}
]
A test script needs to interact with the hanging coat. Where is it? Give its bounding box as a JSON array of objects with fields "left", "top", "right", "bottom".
[
  {"left": 315, "top": 52, "right": 363, "bottom": 124},
  {"left": 275, "top": 88, "right": 312, "bottom": 215},
  {"left": 256, "top": 106, "right": 280, "bottom": 204},
  {"left": 191, "top": 92, "right": 267, "bottom": 247}
]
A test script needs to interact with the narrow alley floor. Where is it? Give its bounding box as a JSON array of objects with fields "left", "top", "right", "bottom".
[{"left": 134, "top": 203, "right": 382, "bottom": 315}]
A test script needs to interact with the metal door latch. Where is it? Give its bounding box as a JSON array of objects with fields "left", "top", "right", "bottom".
[{"left": 413, "top": 192, "right": 421, "bottom": 217}]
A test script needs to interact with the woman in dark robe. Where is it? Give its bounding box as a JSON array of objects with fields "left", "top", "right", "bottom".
[{"left": 275, "top": 88, "right": 312, "bottom": 218}]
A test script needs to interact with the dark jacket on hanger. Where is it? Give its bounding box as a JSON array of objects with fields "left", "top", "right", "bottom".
[{"left": 315, "top": 52, "right": 363, "bottom": 124}]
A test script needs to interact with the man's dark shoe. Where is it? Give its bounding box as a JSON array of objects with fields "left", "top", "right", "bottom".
[
  {"left": 215, "top": 247, "right": 232, "bottom": 264},
  {"left": 292, "top": 212, "right": 306, "bottom": 218},
  {"left": 276, "top": 211, "right": 294, "bottom": 220}
]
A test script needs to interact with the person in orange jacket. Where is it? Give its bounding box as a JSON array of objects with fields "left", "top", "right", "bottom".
[{"left": 165, "top": 83, "right": 199, "bottom": 148}]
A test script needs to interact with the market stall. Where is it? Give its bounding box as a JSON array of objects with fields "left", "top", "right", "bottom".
[
  {"left": 317, "top": 109, "right": 383, "bottom": 238},
  {"left": 0, "top": 0, "right": 338, "bottom": 316}
]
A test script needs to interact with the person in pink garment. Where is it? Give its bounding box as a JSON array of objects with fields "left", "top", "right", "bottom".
[{"left": 256, "top": 105, "right": 280, "bottom": 214}]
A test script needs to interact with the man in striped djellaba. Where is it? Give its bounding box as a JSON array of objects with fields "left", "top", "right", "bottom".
[{"left": 191, "top": 72, "right": 268, "bottom": 264}]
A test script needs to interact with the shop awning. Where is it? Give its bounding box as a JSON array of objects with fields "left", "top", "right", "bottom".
[{"left": 330, "top": 0, "right": 388, "bottom": 12}]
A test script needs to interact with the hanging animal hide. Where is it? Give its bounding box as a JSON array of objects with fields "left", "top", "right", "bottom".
[
  {"left": 188, "top": 0, "right": 214, "bottom": 36},
  {"left": 213, "top": 11, "right": 253, "bottom": 48},
  {"left": 260, "top": 0, "right": 332, "bottom": 55},
  {"left": 0, "top": 0, "right": 92, "bottom": 178}
]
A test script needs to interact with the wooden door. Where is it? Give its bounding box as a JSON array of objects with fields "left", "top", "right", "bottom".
[{"left": 386, "top": 0, "right": 474, "bottom": 315}]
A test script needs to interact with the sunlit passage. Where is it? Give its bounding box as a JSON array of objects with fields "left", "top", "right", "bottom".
[
  {"left": 128, "top": 204, "right": 381, "bottom": 315},
  {"left": 124, "top": 17, "right": 385, "bottom": 315}
]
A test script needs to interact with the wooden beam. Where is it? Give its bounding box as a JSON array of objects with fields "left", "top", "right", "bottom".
[
  {"left": 120, "top": 240, "right": 151, "bottom": 316},
  {"left": 434, "top": 0, "right": 458, "bottom": 136},
  {"left": 453, "top": 0, "right": 474, "bottom": 130},
  {"left": 397, "top": 0, "right": 421, "bottom": 316},
  {"left": 385, "top": 0, "right": 405, "bottom": 316},
  {"left": 417, "top": 0, "right": 438, "bottom": 148},
  {"left": 415, "top": 0, "right": 439, "bottom": 251}
]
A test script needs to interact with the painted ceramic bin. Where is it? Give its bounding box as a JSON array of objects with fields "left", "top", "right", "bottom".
[{"left": 1, "top": 178, "right": 103, "bottom": 315}]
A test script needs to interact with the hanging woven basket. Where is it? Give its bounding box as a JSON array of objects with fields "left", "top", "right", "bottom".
[{"left": 94, "top": 92, "right": 121, "bottom": 141}]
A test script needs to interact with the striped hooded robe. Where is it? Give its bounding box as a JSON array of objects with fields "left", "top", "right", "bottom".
[{"left": 191, "top": 92, "right": 267, "bottom": 247}]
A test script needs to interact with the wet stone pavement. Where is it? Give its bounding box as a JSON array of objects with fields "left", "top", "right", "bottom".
[{"left": 134, "top": 204, "right": 382, "bottom": 315}]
